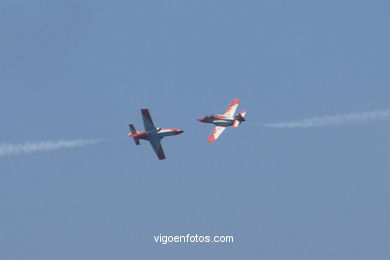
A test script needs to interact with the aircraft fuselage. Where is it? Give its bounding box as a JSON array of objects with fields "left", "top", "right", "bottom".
[
  {"left": 198, "top": 114, "right": 241, "bottom": 127},
  {"left": 128, "top": 128, "right": 183, "bottom": 141}
]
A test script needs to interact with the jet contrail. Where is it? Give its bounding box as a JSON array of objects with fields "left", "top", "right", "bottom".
[
  {"left": 0, "top": 139, "right": 104, "bottom": 157},
  {"left": 259, "top": 109, "right": 390, "bottom": 128}
]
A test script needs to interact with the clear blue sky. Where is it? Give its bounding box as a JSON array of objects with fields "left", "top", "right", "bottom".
[{"left": 1, "top": 0, "right": 389, "bottom": 259}]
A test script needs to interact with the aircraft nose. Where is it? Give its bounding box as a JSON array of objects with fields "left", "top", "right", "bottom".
[
  {"left": 198, "top": 117, "right": 205, "bottom": 122},
  {"left": 178, "top": 129, "right": 184, "bottom": 134}
]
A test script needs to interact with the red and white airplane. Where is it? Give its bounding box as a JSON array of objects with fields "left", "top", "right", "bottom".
[
  {"left": 198, "top": 98, "right": 247, "bottom": 143},
  {"left": 128, "top": 109, "right": 184, "bottom": 160}
]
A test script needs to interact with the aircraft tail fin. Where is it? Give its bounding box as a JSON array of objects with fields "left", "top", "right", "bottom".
[
  {"left": 239, "top": 110, "right": 247, "bottom": 118},
  {"left": 233, "top": 110, "right": 247, "bottom": 128},
  {"left": 129, "top": 124, "right": 140, "bottom": 145},
  {"left": 129, "top": 124, "right": 137, "bottom": 134}
]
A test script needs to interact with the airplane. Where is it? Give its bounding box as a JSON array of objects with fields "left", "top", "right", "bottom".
[
  {"left": 198, "top": 98, "right": 247, "bottom": 143},
  {"left": 128, "top": 108, "right": 184, "bottom": 160}
]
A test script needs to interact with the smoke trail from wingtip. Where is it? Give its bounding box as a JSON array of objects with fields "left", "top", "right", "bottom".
[
  {"left": 0, "top": 139, "right": 104, "bottom": 157},
  {"left": 260, "top": 109, "right": 390, "bottom": 128}
]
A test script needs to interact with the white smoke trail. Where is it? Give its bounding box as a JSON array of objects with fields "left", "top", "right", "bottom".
[
  {"left": 0, "top": 139, "right": 104, "bottom": 157},
  {"left": 260, "top": 109, "right": 390, "bottom": 128}
]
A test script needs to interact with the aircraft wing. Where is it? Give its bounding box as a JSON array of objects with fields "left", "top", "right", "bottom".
[
  {"left": 141, "top": 108, "right": 157, "bottom": 132},
  {"left": 224, "top": 98, "right": 240, "bottom": 117},
  {"left": 207, "top": 126, "right": 226, "bottom": 143},
  {"left": 149, "top": 137, "right": 166, "bottom": 160}
]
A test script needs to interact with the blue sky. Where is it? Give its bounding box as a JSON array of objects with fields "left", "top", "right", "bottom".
[{"left": 0, "top": 0, "right": 389, "bottom": 259}]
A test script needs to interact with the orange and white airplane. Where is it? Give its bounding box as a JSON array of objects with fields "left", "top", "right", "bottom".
[
  {"left": 198, "top": 98, "right": 247, "bottom": 143},
  {"left": 128, "top": 109, "right": 184, "bottom": 160}
]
